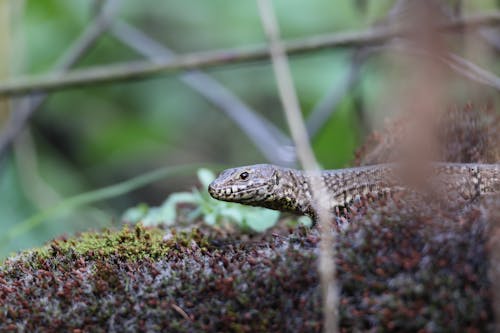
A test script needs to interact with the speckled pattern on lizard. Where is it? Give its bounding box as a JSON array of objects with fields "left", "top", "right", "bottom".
[{"left": 208, "top": 163, "right": 500, "bottom": 221}]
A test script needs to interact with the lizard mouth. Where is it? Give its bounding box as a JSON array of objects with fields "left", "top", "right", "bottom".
[{"left": 208, "top": 182, "right": 268, "bottom": 202}]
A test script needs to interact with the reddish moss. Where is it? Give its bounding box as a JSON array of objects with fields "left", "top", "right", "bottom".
[{"left": 0, "top": 199, "right": 495, "bottom": 332}]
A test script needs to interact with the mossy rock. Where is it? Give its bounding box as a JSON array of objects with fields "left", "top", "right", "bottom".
[{"left": 0, "top": 197, "right": 494, "bottom": 332}]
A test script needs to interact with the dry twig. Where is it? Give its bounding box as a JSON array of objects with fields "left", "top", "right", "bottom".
[{"left": 256, "top": 0, "right": 338, "bottom": 332}]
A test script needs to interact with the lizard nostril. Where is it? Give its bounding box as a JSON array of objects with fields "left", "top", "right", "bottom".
[{"left": 208, "top": 183, "right": 216, "bottom": 196}]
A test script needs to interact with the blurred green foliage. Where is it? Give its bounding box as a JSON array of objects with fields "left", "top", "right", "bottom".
[
  {"left": 123, "top": 168, "right": 282, "bottom": 232},
  {"left": 0, "top": 0, "right": 498, "bottom": 258}
]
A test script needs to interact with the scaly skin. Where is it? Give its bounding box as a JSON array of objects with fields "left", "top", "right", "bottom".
[{"left": 208, "top": 163, "right": 500, "bottom": 219}]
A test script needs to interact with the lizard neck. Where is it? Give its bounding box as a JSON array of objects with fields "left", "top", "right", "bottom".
[{"left": 261, "top": 169, "right": 314, "bottom": 216}]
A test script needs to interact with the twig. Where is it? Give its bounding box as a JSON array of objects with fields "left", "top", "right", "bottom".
[
  {"left": 171, "top": 303, "right": 192, "bottom": 321},
  {"left": 305, "top": 0, "right": 418, "bottom": 140},
  {"left": 0, "top": 11, "right": 498, "bottom": 96},
  {"left": 306, "top": 49, "right": 368, "bottom": 138},
  {"left": 438, "top": 0, "right": 500, "bottom": 53},
  {"left": 306, "top": 34, "right": 500, "bottom": 140},
  {"left": 0, "top": 0, "right": 120, "bottom": 163},
  {"left": 0, "top": 162, "right": 218, "bottom": 252},
  {"left": 111, "top": 21, "right": 296, "bottom": 166},
  {"left": 444, "top": 52, "right": 500, "bottom": 89},
  {"left": 256, "top": 1, "right": 338, "bottom": 332},
  {"left": 479, "top": 27, "right": 500, "bottom": 52},
  {"left": 392, "top": 41, "right": 500, "bottom": 90}
]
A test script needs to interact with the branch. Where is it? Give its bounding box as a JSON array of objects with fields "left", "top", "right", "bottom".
[
  {"left": 0, "top": 11, "right": 498, "bottom": 97},
  {"left": 306, "top": 49, "right": 368, "bottom": 138},
  {"left": 111, "top": 21, "right": 296, "bottom": 167},
  {"left": 479, "top": 27, "right": 500, "bottom": 52},
  {"left": 391, "top": 41, "right": 500, "bottom": 90},
  {"left": 438, "top": 0, "right": 500, "bottom": 53},
  {"left": 256, "top": 1, "right": 339, "bottom": 333},
  {"left": 0, "top": 0, "right": 120, "bottom": 162}
]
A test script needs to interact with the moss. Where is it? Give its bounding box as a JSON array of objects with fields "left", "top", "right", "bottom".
[
  {"left": 0, "top": 199, "right": 495, "bottom": 332},
  {"left": 0, "top": 104, "right": 497, "bottom": 332},
  {"left": 31, "top": 224, "right": 210, "bottom": 264}
]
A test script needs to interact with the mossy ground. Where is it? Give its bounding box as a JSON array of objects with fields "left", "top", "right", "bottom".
[
  {"left": 1, "top": 104, "right": 497, "bottom": 332},
  {"left": 0, "top": 196, "right": 495, "bottom": 332}
]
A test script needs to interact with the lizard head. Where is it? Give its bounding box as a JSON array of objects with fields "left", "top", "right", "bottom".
[{"left": 208, "top": 164, "right": 281, "bottom": 204}]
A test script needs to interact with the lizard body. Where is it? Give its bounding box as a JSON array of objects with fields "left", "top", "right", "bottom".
[{"left": 208, "top": 163, "right": 500, "bottom": 218}]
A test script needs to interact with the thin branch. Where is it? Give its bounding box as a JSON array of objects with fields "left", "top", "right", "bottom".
[
  {"left": 444, "top": 52, "right": 500, "bottom": 88},
  {"left": 0, "top": 0, "right": 120, "bottom": 163},
  {"left": 256, "top": 1, "right": 338, "bottom": 333},
  {"left": 392, "top": 41, "right": 500, "bottom": 90},
  {"left": 306, "top": 49, "right": 368, "bottom": 138},
  {"left": 256, "top": 0, "right": 316, "bottom": 166},
  {"left": 306, "top": 34, "right": 500, "bottom": 140},
  {"left": 479, "top": 27, "right": 500, "bottom": 52},
  {"left": 111, "top": 21, "right": 296, "bottom": 167},
  {"left": 306, "top": 37, "right": 500, "bottom": 142},
  {"left": 0, "top": 11, "right": 498, "bottom": 97},
  {"left": 306, "top": 0, "right": 419, "bottom": 140},
  {"left": 57, "top": 0, "right": 121, "bottom": 71},
  {"left": 438, "top": 1, "right": 500, "bottom": 53}
]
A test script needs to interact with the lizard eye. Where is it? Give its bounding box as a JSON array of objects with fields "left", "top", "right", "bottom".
[{"left": 239, "top": 171, "right": 249, "bottom": 180}]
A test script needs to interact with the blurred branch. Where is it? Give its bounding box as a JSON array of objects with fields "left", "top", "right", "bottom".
[
  {"left": 256, "top": 1, "right": 338, "bottom": 333},
  {"left": 111, "top": 21, "right": 296, "bottom": 166},
  {"left": 392, "top": 41, "right": 500, "bottom": 90},
  {"left": 0, "top": 162, "right": 218, "bottom": 252},
  {"left": 438, "top": 0, "right": 500, "bottom": 53},
  {"left": 479, "top": 28, "right": 500, "bottom": 52},
  {"left": 13, "top": 129, "right": 61, "bottom": 208},
  {"left": 305, "top": 38, "right": 500, "bottom": 141},
  {"left": 306, "top": 49, "right": 368, "bottom": 138},
  {"left": 0, "top": 11, "right": 498, "bottom": 96},
  {"left": 304, "top": 0, "right": 427, "bottom": 140},
  {"left": 0, "top": 0, "right": 120, "bottom": 163},
  {"left": 443, "top": 52, "right": 500, "bottom": 89}
]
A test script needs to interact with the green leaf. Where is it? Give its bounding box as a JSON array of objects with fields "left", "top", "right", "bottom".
[
  {"left": 298, "top": 216, "right": 313, "bottom": 227},
  {"left": 219, "top": 207, "right": 245, "bottom": 225},
  {"left": 197, "top": 168, "right": 216, "bottom": 188},
  {"left": 203, "top": 212, "right": 217, "bottom": 226},
  {"left": 243, "top": 209, "right": 280, "bottom": 232},
  {"left": 122, "top": 168, "right": 282, "bottom": 232},
  {"left": 122, "top": 203, "right": 150, "bottom": 223},
  {"left": 157, "top": 192, "right": 198, "bottom": 225}
]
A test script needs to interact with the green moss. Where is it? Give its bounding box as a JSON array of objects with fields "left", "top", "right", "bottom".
[{"left": 31, "top": 224, "right": 210, "bottom": 264}]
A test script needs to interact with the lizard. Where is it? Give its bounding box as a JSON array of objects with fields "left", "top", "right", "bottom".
[{"left": 208, "top": 163, "right": 500, "bottom": 221}]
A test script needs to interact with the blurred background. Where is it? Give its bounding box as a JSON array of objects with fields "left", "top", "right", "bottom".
[{"left": 0, "top": 0, "right": 498, "bottom": 258}]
